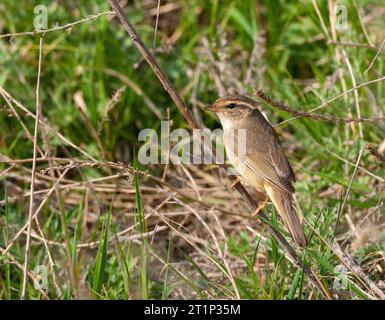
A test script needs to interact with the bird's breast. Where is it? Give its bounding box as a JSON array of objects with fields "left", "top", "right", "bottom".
[{"left": 222, "top": 128, "right": 265, "bottom": 191}]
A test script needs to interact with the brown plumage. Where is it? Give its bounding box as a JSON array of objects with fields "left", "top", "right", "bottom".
[{"left": 206, "top": 95, "right": 307, "bottom": 246}]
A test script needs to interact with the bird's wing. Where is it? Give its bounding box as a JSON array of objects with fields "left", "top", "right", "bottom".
[
  {"left": 243, "top": 124, "right": 295, "bottom": 193},
  {"left": 267, "top": 132, "right": 296, "bottom": 183}
]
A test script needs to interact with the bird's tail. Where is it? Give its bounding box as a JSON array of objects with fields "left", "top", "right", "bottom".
[{"left": 264, "top": 184, "right": 307, "bottom": 247}]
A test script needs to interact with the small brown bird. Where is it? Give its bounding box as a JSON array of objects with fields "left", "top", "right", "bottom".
[{"left": 206, "top": 95, "right": 307, "bottom": 246}]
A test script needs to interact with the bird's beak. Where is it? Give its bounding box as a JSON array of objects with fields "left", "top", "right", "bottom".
[{"left": 204, "top": 104, "right": 218, "bottom": 112}]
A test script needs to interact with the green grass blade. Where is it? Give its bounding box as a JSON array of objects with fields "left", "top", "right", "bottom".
[
  {"left": 92, "top": 210, "right": 111, "bottom": 297},
  {"left": 134, "top": 175, "right": 148, "bottom": 299}
]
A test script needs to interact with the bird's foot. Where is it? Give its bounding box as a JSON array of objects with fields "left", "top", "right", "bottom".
[
  {"left": 230, "top": 176, "right": 241, "bottom": 189},
  {"left": 252, "top": 197, "right": 269, "bottom": 216}
]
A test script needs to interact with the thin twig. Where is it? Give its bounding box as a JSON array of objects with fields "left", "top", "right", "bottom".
[
  {"left": 327, "top": 40, "right": 377, "bottom": 50},
  {"left": 21, "top": 36, "right": 44, "bottom": 300},
  {"left": 254, "top": 88, "right": 385, "bottom": 124},
  {"left": 0, "top": 11, "right": 114, "bottom": 39},
  {"left": 0, "top": 164, "right": 15, "bottom": 178},
  {"left": 334, "top": 147, "right": 364, "bottom": 236},
  {"left": 364, "top": 37, "right": 385, "bottom": 77},
  {"left": 275, "top": 76, "right": 385, "bottom": 126},
  {"left": 152, "top": 0, "right": 161, "bottom": 54},
  {"left": 341, "top": 49, "right": 364, "bottom": 139},
  {"left": 108, "top": 0, "right": 332, "bottom": 299}
]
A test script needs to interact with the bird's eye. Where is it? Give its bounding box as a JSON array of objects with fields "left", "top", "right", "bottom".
[{"left": 227, "top": 103, "right": 237, "bottom": 109}]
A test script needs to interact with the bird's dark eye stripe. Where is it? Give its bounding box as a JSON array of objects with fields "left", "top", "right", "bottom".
[{"left": 227, "top": 103, "right": 237, "bottom": 109}]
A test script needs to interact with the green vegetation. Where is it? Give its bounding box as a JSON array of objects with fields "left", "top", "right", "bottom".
[{"left": 0, "top": 0, "right": 384, "bottom": 300}]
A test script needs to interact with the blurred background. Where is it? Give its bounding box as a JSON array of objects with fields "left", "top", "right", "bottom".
[{"left": 0, "top": 0, "right": 384, "bottom": 299}]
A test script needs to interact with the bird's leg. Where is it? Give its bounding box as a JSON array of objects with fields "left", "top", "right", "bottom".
[
  {"left": 230, "top": 176, "right": 241, "bottom": 189},
  {"left": 253, "top": 196, "right": 269, "bottom": 216}
]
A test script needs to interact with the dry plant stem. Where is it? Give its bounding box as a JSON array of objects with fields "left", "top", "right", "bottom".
[
  {"left": 333, "top": 242, "right": 385, "bottom": 300},
  {"left": 0, "top": 156, "right": 74, "bottom": 165},
  {"left": 74, "top": 91, "right": 106, "bottom": 160},
  {"left": 254, "top": 88, "right": 385, "bottom": 123},
  {"left": 364, "top": 37, "right": 385, "bottom": 77},
  {"left": 39, "top": 143, "right": 76, "bottom": 292},
  {"left": 0, "top": 247, "right": 49, "bottom": 299},
  {"left": 0, "top": 86, "right": 97, "bottom": 161},
  {"left": 304, "top": 217, "right": 383, "bottom": 299},
  {"left": 362, "top": 7, "right": 385, "bottom": 24},
  {"left": 334, "top": 148, "right": 364, "bottom": 235},
  {"left": 161, "top": 108, "right": 171, "bottom": 180},
  {"left": 108, "top": 0, "right": 331, "bottom": 299},
  {"left": 276, "top": 76, "right": 385, "bottom": 126},
  {"left": 0, "top": 164, "right": 15, "bottom": 177},
  {"left": 33, "top": 216, "right": 62, "bottom": 297},
  {"left": 1, "top": 173, "right": 129, "bottom": 206},
  {"left": 0, "top": 155, "right": 80, "bottom": 204},
  {"left": 147, "top": 246, "right": 201, "bottom": 296},
  {"left": 1, "top": 94, "right": 45, "bottom": 157},
  {"left": 39, "top": 160, "right": 246, "bottom": 220},
  {"left": 152, "top": 0, "right": 161, "bottom": 53},
  {"left": 341, "top": 49, "right": 363, "bottom": 139},
  {"left": 104, "top": 68, "right": 163, "bottom": 119},
  {"left": 148, "top": 2, "right": 179, "bottom": 16},
  {"left": 321, "top": 146, "right": 384, "bottom": 183},
  {"left": 312, "top": 0, "right": 331, "bottom": 42},
  {"left": 2, "top": 168, "right": 70, "bottom": 257},
  {"left": 38, "top": 80, "right": 74, "bottom": 294},
  {"left": 29, "top": 225, "right": 169, "bottom": 249},
  {"left": 21, "top": 36, "right": 44, "bottom": 300},
  {"left": 367, "top": 144, "right": 385, "bottom": 164},
  {"left": 353, "top": 0, "right": 373, "bottom": 47},
  {"left": 213, "top": 218, "right": 243, "bottom": 297},
  {"left": 327, "top": 41, "right": 378, "bottom": 50},
  {"left": 201, "top": 37, "right": 227, "bottom": 96},
  {"left": 98, "top": 85, "right": 127, "bottom": 132},
  {"left": 108, "top": 0, "right": 197, "bottom": 130},
  {"left": 0, "top": 11, "right": 114, "bottom": 39},
  {"left": 51, "top": 188, "right": 78, "bottom": 292},
  {"left": 150, "top": 204, "right": 239, "bottom": 299},
  {"left": 171, "top": 195, "right": 240, "bottom": 299},
  {"left": 327, "top": 1, "right": 351, "bottom": 172}
]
